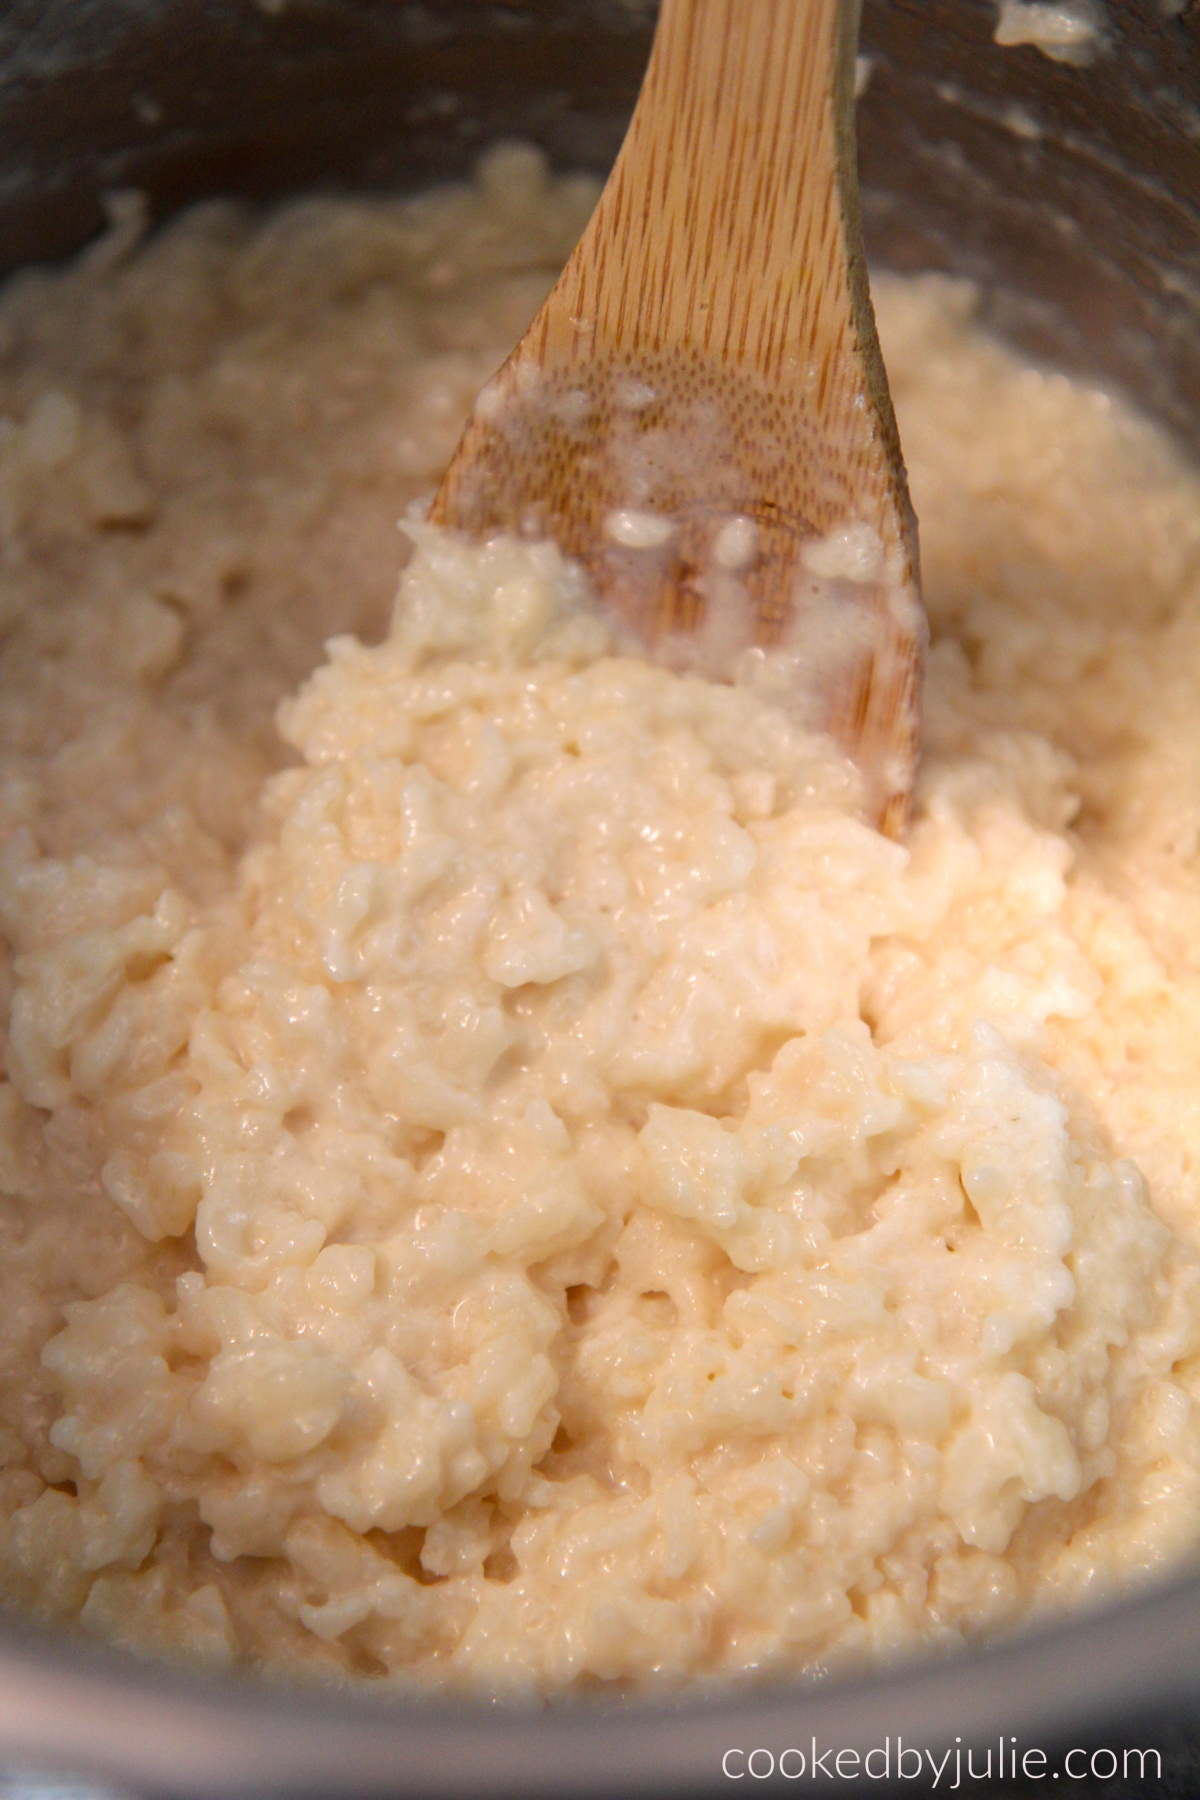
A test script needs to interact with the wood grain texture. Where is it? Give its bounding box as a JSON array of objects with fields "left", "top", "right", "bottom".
[{"left": 431, "top": 0, "right": 925, "bottom": 833}]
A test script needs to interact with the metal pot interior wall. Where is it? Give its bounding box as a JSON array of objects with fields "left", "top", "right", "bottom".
[{"left": 0, "top": 0, "right": 1197, "bottom": 442}]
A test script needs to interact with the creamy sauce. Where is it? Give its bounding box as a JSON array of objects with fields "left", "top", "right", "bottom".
[{"left": 993, "top": 1, "right": 1108, "bottom": 64}]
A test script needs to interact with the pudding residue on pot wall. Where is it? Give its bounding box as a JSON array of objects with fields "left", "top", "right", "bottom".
[{"left": 0, "top": 147, "right": 1199, "bottom": 1690}]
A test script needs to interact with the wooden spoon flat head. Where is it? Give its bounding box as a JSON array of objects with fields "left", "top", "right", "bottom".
[{"left": 431, "top": 0, "right": 925, "bottom": 835}]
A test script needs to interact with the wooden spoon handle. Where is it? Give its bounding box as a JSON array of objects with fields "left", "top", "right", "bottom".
[
  {"left": 567, "top": 0, "right": 873, "bottom": 387},
  {"left": 433, "top": 0, "right": 923, "bottom": 834},
  {"left": 546, "top": 0, "right": 910, "bottom": 552}
]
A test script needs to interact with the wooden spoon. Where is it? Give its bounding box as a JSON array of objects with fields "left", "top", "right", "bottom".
[{"left": 430, "top": 0, "right": 924, "bottom": 834}]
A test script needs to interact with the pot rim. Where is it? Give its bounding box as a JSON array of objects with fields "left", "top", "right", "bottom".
[{"left": 0, "top": 1560, "right": 1197, "bottom": 1796}]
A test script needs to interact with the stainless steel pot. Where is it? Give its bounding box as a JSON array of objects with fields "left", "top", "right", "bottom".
[{"left": 0, "top": 3, "right": 1198, "bottom": 1794}]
